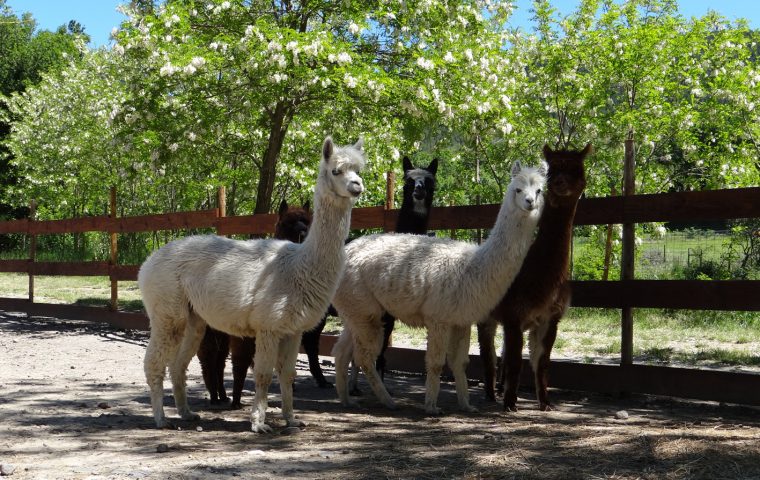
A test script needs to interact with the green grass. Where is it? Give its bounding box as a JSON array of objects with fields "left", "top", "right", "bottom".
[{"left": 1, "top": 272, "right": 758, "bottom": 371}]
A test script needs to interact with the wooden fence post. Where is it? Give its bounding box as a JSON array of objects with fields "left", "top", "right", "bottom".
[
  {"left": 28, "top": 200, "right": 37, "bottom": 303},
  {"left": 109, "top": 187, "right": 118, "bottom": 311},
  {"left": 217, "top": 186, "right": 227, "bottom": 237},
  {"left": 384, "top": 171, "right": 395, "bottom": 232},
  {"left": 621, "top": 136, "right": 636, "bottom": 366}
]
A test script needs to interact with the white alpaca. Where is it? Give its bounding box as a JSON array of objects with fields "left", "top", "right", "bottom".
[
  {"left": 139, "top": 137, "right": 365, "bottom": 433},
  {"left": 331, "top": 161, "right": 545, "bottom": 414}
]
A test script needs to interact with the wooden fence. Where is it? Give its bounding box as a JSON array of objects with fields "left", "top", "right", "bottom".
[{"left": 0, "top": 182, "right": 759, "bottom": 407}]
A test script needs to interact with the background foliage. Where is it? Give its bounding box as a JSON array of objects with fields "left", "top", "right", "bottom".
[{"left": 1, "top": 0, "right": 758, "bottom": 220}]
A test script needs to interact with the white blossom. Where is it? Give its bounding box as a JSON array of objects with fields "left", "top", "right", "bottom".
[
  {"left": 169, "top": 143, "right": 179, "bottom": 152},
  {"left": 443, "top": 51, "right": 455, "bottom": 62},
  {"left": 416, "top": 57, "right": 434, "bottom": 70},
  {"left": 337, "top": 52, "right": 352, "bottom": 65},
  {"left": 348, "top": 22, "right": 360, "bottom": 35},
  {"left": 344, "top": 73, "right": 357, "bottom": 88}
]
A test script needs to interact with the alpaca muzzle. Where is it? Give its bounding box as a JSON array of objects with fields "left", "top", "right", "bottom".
[{"left": 347, "top": 180, "right": 364, "bottom": 197}]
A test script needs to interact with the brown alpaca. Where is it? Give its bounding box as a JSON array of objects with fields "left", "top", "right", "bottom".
[
  {"left": 477, "top": 143, "right": 590, "bottom": 411},
  {"left": 196, "top": 200, "right": 311, "bottom": 407}
]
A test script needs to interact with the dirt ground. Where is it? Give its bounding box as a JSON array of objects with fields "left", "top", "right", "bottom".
[{"left": 1, "top": 311, "right": 759, "bottom": 480}]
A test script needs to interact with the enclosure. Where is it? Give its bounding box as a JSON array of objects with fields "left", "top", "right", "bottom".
[{"left": 1, "top": 178, "right": 759, "bottom": 478}]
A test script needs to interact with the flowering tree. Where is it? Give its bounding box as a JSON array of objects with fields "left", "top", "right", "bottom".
[{"left": 2, "top": 0, "right": 759, "bottom": 221}]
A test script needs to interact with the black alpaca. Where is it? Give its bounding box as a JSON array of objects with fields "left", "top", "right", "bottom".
[{"left": 350, "top": 156, "right": 438, "bottom": 393}]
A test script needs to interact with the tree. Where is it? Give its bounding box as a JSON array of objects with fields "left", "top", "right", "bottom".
[{"left": 0, "top": 0, "right": 84, "bottom": 219}]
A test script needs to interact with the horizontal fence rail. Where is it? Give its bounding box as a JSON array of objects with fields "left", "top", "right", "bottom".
[{"left": 0, "top": 185, "right": 758, "bottom": 406}]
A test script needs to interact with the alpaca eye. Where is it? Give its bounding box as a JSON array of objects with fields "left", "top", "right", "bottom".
[
  {"left": 331, "top": 168, "right": 341, "bottom": 176},
  {"left": 536, "top": 189, "right": 542, "bottom": 194},
  {"left": 515, "top": 188, "right": 522, "bottom": 193}
]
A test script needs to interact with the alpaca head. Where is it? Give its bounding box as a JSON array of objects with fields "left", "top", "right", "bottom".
[
  {"left": 402, "top": 156, "right": 438, "bottom": 214},
  {"left": 319, "top": 136, "right": 366, "bottom": 203},
  {"left": 542, "top": 143, "right": 591, "bottom": 205},
  {"left": 275, "top": 200, "right": 311, "bottom": 243},
  {"left": 509, "top": 161, "right": 546, "bottom": 214}
]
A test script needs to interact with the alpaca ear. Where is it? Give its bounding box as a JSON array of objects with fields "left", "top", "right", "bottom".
[
  {"left": 538, "top": 161, "right": 548, "bottom": 177},
  {"left": 542, "top": 143, "right": 553, "bottom": 159},
  {"left": 278, "top": 200, "right": 288, "bottom": 216},
  {"left": 353, "top": 137, "right": 364, "bottom": 152},
  {"left": 322, "top": 136, "right": 334, "bottom": 161},
  {"left": 511, "top": 161, "right": 522, "bottom": 177},
  {"left": 427, "top": 158, "right": 439, "bottom": 175},
  {"left": 581, "top": 143, "right": 594, "bottom": 157},
  {"left": 402, "top": 156, "right": 413, "bottom": 172},
  {"left": 302, "top": 200, "right": 310, "bottom": 212}
]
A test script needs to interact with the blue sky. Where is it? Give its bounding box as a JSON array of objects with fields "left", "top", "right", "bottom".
[{"left": 6, "top": 0, "right": 760, "bottom": 49}]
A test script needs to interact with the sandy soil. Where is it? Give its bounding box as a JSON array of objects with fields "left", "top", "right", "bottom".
[{"left": 1, "top": 311, "right": 760, "bottom": 480}]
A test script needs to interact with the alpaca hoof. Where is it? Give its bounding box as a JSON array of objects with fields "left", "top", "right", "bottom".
[
  {"left": 539, "top": 403, "right": 553, "bottom": 412},
  {"left": 349, "top": 387, "right": 363, "bottom": 396},
  {"left": 461, "top": 405, "right": 479, "bottom": 413},
  {"left": 252, "top": 422, "right": 273, "bottom": 434},
  {"left": 383, "top": 400, "right": 398, "bottom": 411},
  {"left": 230, "top": 401, "right": 243, "bottom": 410},
  {"left": 504, "top": 404, "right": 518, "bottom": 413},
  {"left": 286, "top": 419, "right": 307, "bottom": 428},
  {"left": 181, "top": 411, "right": 201, "bottom": 421},
  {"left": 424, "top": 406, "right": 443, "bottom": 415},
  {"left": 340, "top": 398, "right": 360, "bottom": 409},
  {"left": 317, "top": 381, "right": 334, "bottom": 389},
  {"left": 155, "top": 418, "right": 173, "bottom": 429}
]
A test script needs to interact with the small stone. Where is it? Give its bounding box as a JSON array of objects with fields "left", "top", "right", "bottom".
[
  {"left": 615, "top": 410, "right": 629, "bottom": 420},
  {"left": 1, "top": 463, "right": 16, "bottom": 476},
  {"left": 196, "top": 426, "right": 203, "bottom": 432},
  {"left": 156, "top": 443, "right": 169, "bottom": 453},
  {"left": 97, "top": 402, "right": 111, "bottom": 409}
]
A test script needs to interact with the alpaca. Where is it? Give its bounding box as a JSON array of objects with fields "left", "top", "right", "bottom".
[
  {"left": 196, "top": 200, "right": 313, "bottom": 408},
  {"left": 139, "top": 136, "right": 365, "bottom": 432},
  {"left": 349, "top": 155, "right": 438, "bottom": 393},
  {"left": 477, "top": 144, "right": 590, "bottom": 412},
  {"left": 331, "top": 161, "right": 545, "bottom": 414}
]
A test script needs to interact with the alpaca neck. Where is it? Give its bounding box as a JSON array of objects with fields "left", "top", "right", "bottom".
[
  {"left": 299, "top": 189, "right": 352, "bottom": 272},
  {"left": 470, "top": 193, "right": 538, "bottom": 281},
  {"left": 396, "top": 197, "right": 431, "bottom": 235},
  {"left": 532, "top": 194, "right": 580, "bottom": 278}
]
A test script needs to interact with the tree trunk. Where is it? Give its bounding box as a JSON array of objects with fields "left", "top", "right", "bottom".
[{"left": 254, "top": 101, "right": 291, "bottom": 215}]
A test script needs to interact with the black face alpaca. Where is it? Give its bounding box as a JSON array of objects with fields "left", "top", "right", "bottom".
[
  {"left": 402, "top": 156, "right": 438, "bottom": 216},
  {"left": 275, "top": 200, "right": 311, "bottom": 244}
]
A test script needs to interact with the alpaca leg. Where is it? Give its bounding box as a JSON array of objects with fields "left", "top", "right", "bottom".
[
  {"left": 230, "top": 336, "right": 254, "bottom": 410},
  {"left": 276, "top": 333, "right": 306, "bottom": 428},
  {"left": 476, "top": 318, "right": 498, "bottom": 401},
  {"left": 332, "top": 327, "right": 359, "bottom": 407},
  {"left": 351, "top": 321, "right": 394, "bottom": 409},
  {"left": 215, "top": 331, "right": 230, "bottom": 403},
  {"left": 529, "top": 317, "right": 559, "bottom": 411},
  {"left": 502, "top": 322, "right": 524, "bottom": 412},
  {"left": 377, "top": 312, "right": 396, "bottom": 380},
  {"left": 348, "top": 360, "right": 362, "bottom": 396},
  {"left": 448, "top": 325, "right": 477, "bottom": 413},
  {"left": 302, "top": 315, "right": 331, "bottom": 388},
  {"left": 144, "top": 323, "right": 179, "bottom": 428},
  {"left": 250, "top": 332, "right": 278, "bottom": 433},
  {"left": 168, "top": 312, "right": 206, "bottom": 421},
  {"left": 424, "top": 326, "right": 448, "bottom": 415}
]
